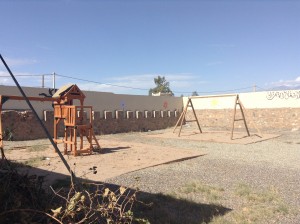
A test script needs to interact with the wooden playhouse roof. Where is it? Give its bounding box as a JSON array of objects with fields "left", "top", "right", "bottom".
[{"left": 53, "top": 84, "right": 85, "bottom": 99}]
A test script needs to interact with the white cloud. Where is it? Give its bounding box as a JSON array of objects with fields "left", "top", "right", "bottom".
[
  {"left": 0, "top": 70, "right": 49, "bottom": 87},
  {"left": 0, "top": 70, "right": 13, "bottom": 85},
  {"left": 0, "top": 71, "right": 207, "bottom": 95},
  {"left": 72, "top": 73, "right": 206, "bottom": 95},
  {"left": 270, "top": 76, "right": 300, "bottom": 88},
  {"left": 75, "top": 74, "right": 161, "bottom": 95},
  {"left": 1, "top": 57, "right": 38, "bottom": 67},
  {"left": 0, "top": 71, "right": 8, "bottom": 76}
]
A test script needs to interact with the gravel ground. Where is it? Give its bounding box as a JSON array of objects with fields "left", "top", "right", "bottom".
[
  {"left": 3, "top": 127, "right": 299, "bottom": 223},
  {"left": 103, "top": 128, "right": 300, "bottom": 223}
]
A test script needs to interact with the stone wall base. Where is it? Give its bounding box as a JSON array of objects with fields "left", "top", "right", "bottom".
[
  {"left": 2, "top": 108, "right": 299, "bottom": 141},
  {"left": 185, "top": 108, "right": 300, "bottom": 132},
  {"left": 1, "top": 110, "right": 178, "bottom": 141}
]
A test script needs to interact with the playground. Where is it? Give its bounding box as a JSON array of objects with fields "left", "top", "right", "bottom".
[
  {"left": 3, "top": 125, "right": 279, "bottom": 183},
  {"left": 0, "top": 55, "right": 299, "bottom": 223}
]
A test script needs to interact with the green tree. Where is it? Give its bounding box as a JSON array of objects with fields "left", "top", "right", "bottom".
[
  {"left": 148, "top": 76, "right": 173, "bottom": 96},
  {"left": 192, "top": 91, "right": 199, "bottom": 96}
]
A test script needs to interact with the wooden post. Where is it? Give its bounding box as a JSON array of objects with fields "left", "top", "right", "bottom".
[
  {"left": 238, "top": 97, "right": 250, "bottom": 137},
  {"left": 0, "top": 96, "right": 4, "bottom": 159},
  {"left": 231, "top": 95, "right": 250, "bottom": 139},
  {"left": 231, "top": 95, "right": 238, "bottom": 139},
  {"left": 80, "top": 129, "right": 84, "bottom": 150},
  {"left": 64, "top": 127, "right": 68, "bottom": 155},
  {"left": 73, "top": 127, "right": 77, "bottom": 156},
  {"left": 190, "top": 99, "right": 202, "bottom": 134},
  {"left": 173, "top": 109, "right": 185, "bottom": 133},
  {"left": 173, "top": 98, "right": 202, "bottom": 137},
  {"left": 173, "top": 98, "right": 189, "bottom": 134}
]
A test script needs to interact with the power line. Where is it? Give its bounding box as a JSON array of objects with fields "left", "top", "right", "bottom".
[
  {"left": 0, "top": 74, "right": 52, "bottom": 77},
  {"left": 0, "top": 72, "right": 263, "bottom": 95},
  {"left": 55, "top": 74, "right": 255, "bottom": 94},
  {"left": 55, "top": 74, "right": 149, "bottom": 91}
]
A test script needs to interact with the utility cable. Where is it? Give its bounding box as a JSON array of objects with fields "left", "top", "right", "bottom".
[
  {"left": 0, "top": 70, "right": 261, "bottom": 95},
  {"left": 56, "top": 73, "right": 255, "bottom": 95},
  {"left": 0, "top": 74, "right": 53, "bottom": 77},
  {"left": 56, "top": 74, "right": 149, "bottom": 91}
]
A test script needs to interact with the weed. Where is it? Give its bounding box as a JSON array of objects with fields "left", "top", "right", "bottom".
[
  {"left": 3, "top": 128, "right": 14, "bottom": 141},
  {"left": 0, "top": 157, "right": 145, "bottom": 224},
  {"left": 23, "top": 156, "right": 47, "bottom": 167},
  {"left": 27, "top": 145, "right": 47, "bottom": 152},
  {"left": 179, "top": 182, "right": 224, "bottom": 202},
  {"left": 235, "top": 184, "right": 280, "bottom": 204},
  {"left": 211, "top": 183, "right": 293, "bottom": 224}
]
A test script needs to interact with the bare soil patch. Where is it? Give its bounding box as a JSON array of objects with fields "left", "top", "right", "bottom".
[
  {"left": 149, "top": 130, "right": 280, "bottom": 144},
  {"left": 4, "top": 136, "right": 203, "bottom": 183}
]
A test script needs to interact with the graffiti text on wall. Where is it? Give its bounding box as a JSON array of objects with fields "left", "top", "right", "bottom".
[{"left": 266, "top": 90, "right": 300, "bottom": 100}]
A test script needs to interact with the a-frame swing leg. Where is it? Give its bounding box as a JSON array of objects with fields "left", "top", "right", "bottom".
[
  {"left": 238, "top": 97, "right": 250, "bottom": 137},
  {"left": 173, "top": 98, "right": 202, "bottom": 137},
  {"left": 231, "top": 95, "right": 250, "bottom": 139},
  {"left": 190, "top": 99, "right": 202, "bottom": 134},
  {"left": 173, "top": 100, "right": 189, "bottom": 133},
  {"left": 240, "top": 101, "right": 263, "bottom": 138}
]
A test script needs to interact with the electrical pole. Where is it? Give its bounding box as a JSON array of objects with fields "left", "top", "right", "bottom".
[
  {"left": 53, "top": 72, "right": 56, "bottom": 89},
  {"left": 42, "top": 74, "right": 44, "bottom": 88}
]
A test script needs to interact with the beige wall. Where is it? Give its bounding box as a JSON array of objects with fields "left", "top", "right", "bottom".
[
  {"left": 0, "top": 85, "right": 54, "bottom": 117},
  {"left": 83, "top": 91, "right": 182, "bottom": 118},
  {"left": 2, "top": 85, "right": 299, "bottom": 120},
  {"left": 0, "top": 85, "right": 183, "bottom": 118},
  {"left": 183, "top": 90, "right": 300, "bottom": 110}
]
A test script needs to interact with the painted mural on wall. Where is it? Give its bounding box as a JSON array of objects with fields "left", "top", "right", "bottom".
[{"left": 266, "top": 90, "right": 300, "bottom": 100}]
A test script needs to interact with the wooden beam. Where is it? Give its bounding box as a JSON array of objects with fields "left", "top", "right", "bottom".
[
  {"left": 0, "top": 95, "right": 60, "bottom": 102},
  {"left": 188, "top": 94, "right": 237, "bottom": 99}
]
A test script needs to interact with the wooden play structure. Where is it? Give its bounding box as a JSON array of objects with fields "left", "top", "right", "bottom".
[
  {"left": 173, "top": 94, "right": 258, "bottom": 139},
  {"left": 0, "top": 84, "right": 100, "bottom": 156}
]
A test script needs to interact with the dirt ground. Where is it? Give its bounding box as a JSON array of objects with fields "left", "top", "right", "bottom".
[
  {"left": 3, "top": 131, "right": 204, "bottom": 183},
  {"left": 150, "top": 129, "right": 279, "bottom": 144},
  {"left": 3, "top": 128, "right": 279, "bottom": 184},
  {"left": 2, "top": 127, "right": 299, "bottom": 223}
]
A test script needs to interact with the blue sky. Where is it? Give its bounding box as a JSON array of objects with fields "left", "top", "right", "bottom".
[{"left": 0, "top": 0, "right": 299, "bottom": 96}]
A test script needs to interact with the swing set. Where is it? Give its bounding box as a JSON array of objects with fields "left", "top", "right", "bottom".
[{"left": 173, "top": 94, "right": 261, "bottom": 139}]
